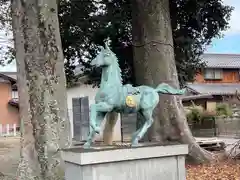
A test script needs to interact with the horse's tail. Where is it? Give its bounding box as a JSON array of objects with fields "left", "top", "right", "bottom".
[{"left": 155, "top": 83, "right": 186, "bottom": 95}]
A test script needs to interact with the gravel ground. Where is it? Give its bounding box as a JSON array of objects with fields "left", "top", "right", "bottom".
[{"left": 0, "top": 137, "right": 20, "bottom": 180}]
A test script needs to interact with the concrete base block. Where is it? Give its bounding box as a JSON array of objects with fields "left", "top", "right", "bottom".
[{"left": 62, "top": 144, "right": 188, "bottom": 180}]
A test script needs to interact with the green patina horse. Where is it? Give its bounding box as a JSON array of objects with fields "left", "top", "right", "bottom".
[{"left": 83, "top": 43, "right": 186, "bottom": 148}]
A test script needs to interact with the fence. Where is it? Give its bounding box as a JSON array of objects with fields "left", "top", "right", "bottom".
[
  {"left": 190, "top": 117, "right": 217, "bottom": 137},
  {"left": 0, "top": 124, "right": 18, "bottom": 137},
  {"left": 215, "top": 117, "right": 240, "bottom": 138},
  {"left": 190, "top": 116, "right": 240, "bottom": 138}
]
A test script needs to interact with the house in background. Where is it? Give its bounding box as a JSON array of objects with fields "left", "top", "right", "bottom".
[
  {"left": 0, "top": 72, "right": 19, "bottom": 130},
  {"left": 195, "top": 53, "right": 240, "bottom": 83},
  {"left": 184, "top": 53, "right": 240, "bottom": 111},
  {"left": 182, "top": 94, "right": 214, "bottom": 110}
]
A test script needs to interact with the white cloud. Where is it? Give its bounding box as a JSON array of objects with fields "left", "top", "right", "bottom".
[{"left": 222, "top": 0, "right": 240, "bottom": 35}]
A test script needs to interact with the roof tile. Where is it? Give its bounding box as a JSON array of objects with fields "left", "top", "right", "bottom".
[
  {"left": 186, "top": 83, "right": 240, "bottom": 95},
  {"left": 201, "top": 54, "right": 240, "bottom": 68}
]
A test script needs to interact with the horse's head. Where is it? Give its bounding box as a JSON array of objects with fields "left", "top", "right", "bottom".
[{"left": 91, "top": 43, "right": 115, "bottom": 67}]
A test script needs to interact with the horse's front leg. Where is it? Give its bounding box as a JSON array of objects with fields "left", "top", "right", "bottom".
[
  {"left": 89, "top": 102, "right": 113, "bottom": 134},
  {"left": 83, "top": 102, "right": 113, "bottom": 148},
  {"left": 131, "top": 109, "right": 154, "bottom": 146},
  {"left": 83, "top": 112, "right": 106, "bottom": 149}
]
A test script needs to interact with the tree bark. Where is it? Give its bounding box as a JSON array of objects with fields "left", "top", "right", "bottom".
[
  {"left": 11, "top": 0, "right": 71, "bottom": 179},
  {"left": 132, "top": 0, "right": 214, "bottom": 163}
]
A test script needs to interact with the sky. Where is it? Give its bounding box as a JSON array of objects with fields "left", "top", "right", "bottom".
[
  {"left": 206, "top": 0, "right": 240, "bottom": 53},
  {"left": 0, "top": 29, "right": 15, "bottom": 72},
  {"left": 0, "top": 0, "right": 239, "bottom": 72}
]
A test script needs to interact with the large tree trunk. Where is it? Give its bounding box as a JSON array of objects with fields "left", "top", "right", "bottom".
[
  {"left": 132, "top": 0, "right": 214, "bottom": 163},
  {"left": 11, "top": 0, "right": 71, "bottom": 179}
]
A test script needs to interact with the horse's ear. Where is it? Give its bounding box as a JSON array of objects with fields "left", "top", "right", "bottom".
[
  {"left": 104, "top": 42, "right": 110, "bottom": 51},
  {"left": 99, "top": 46, "right": 104, "bottom": 51}
]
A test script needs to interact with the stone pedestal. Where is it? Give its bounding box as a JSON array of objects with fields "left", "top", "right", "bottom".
[{"left": 62, "top": 144, "right": 188, "bottom": 180}]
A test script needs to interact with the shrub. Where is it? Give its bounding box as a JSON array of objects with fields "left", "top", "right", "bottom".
[
  {"left": 185, "top": 105, "right": 216, "bottom": 125},
  {"left": 216, "top": 103, "right": 232, "bottom": 117},
  {"left": 185, "top": 105, "right": 203, "bottom": 124}
]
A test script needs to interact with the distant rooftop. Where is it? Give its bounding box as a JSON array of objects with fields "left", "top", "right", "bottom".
[
  {"left": 182, "top": 94, "right": 213, "bottom": 101},
  {"left": 1, "top": 72, "right": 17, "bottom": 80},
  {"left": 186, "top": 83, "right": 240, "bottom": 95},
  {"left": 0, "top": 72, "right": 16, "bottom": 84},
  {"left": 201, "top": 53, "right": 240, "bottom": 69}
]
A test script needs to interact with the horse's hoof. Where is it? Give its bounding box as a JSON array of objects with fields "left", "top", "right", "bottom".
[
  {"left": 95, "top": 127, "right": 101, "bottom": 134},
  {"left": 83, "top": 143, "right": 91, "bottom": 149},
  {"left": 131, "top": 136, "right": 140, "bottom": 147},
  {"left": 131, "top": 142, "right": 139, "bottom": 147},
  {"left": 131, "top": 139, "right": 139, "bottom": 147}
]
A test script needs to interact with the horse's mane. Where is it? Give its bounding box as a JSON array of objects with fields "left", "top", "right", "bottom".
[{"left": 106, "top": 48, "right": 123, "bottom": 85}]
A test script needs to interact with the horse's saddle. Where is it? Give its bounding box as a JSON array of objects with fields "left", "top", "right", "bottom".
[
  {"left": 124, "top": 84, "right": 140, "bottom": 108},
  {"left": 125, "top": 84, "right": 140, "bottom": 95}
]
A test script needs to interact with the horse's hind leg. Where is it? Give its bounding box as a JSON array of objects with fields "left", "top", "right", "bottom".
[
  {"left": 132, "top": 110, "right": 145, "bottom": 141},
  {"left": 83, "top": 112, "right": 106, "bottom": 148},
  {"left": 131, "top": 109, "right": 154, "bottom": 146}
]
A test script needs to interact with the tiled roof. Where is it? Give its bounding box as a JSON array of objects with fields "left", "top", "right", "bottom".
[
  {"left": 0, "top": 73, "right": 17, "bottom": 84},
  {"left": 201, "top": 53, "right": 240, "bottom": 68},
  {"left": 186, "top": 83, "right": 240, "bottom": 95},
  {"left": 182, "top": 94, "right": 213, "bottom": 101}
]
